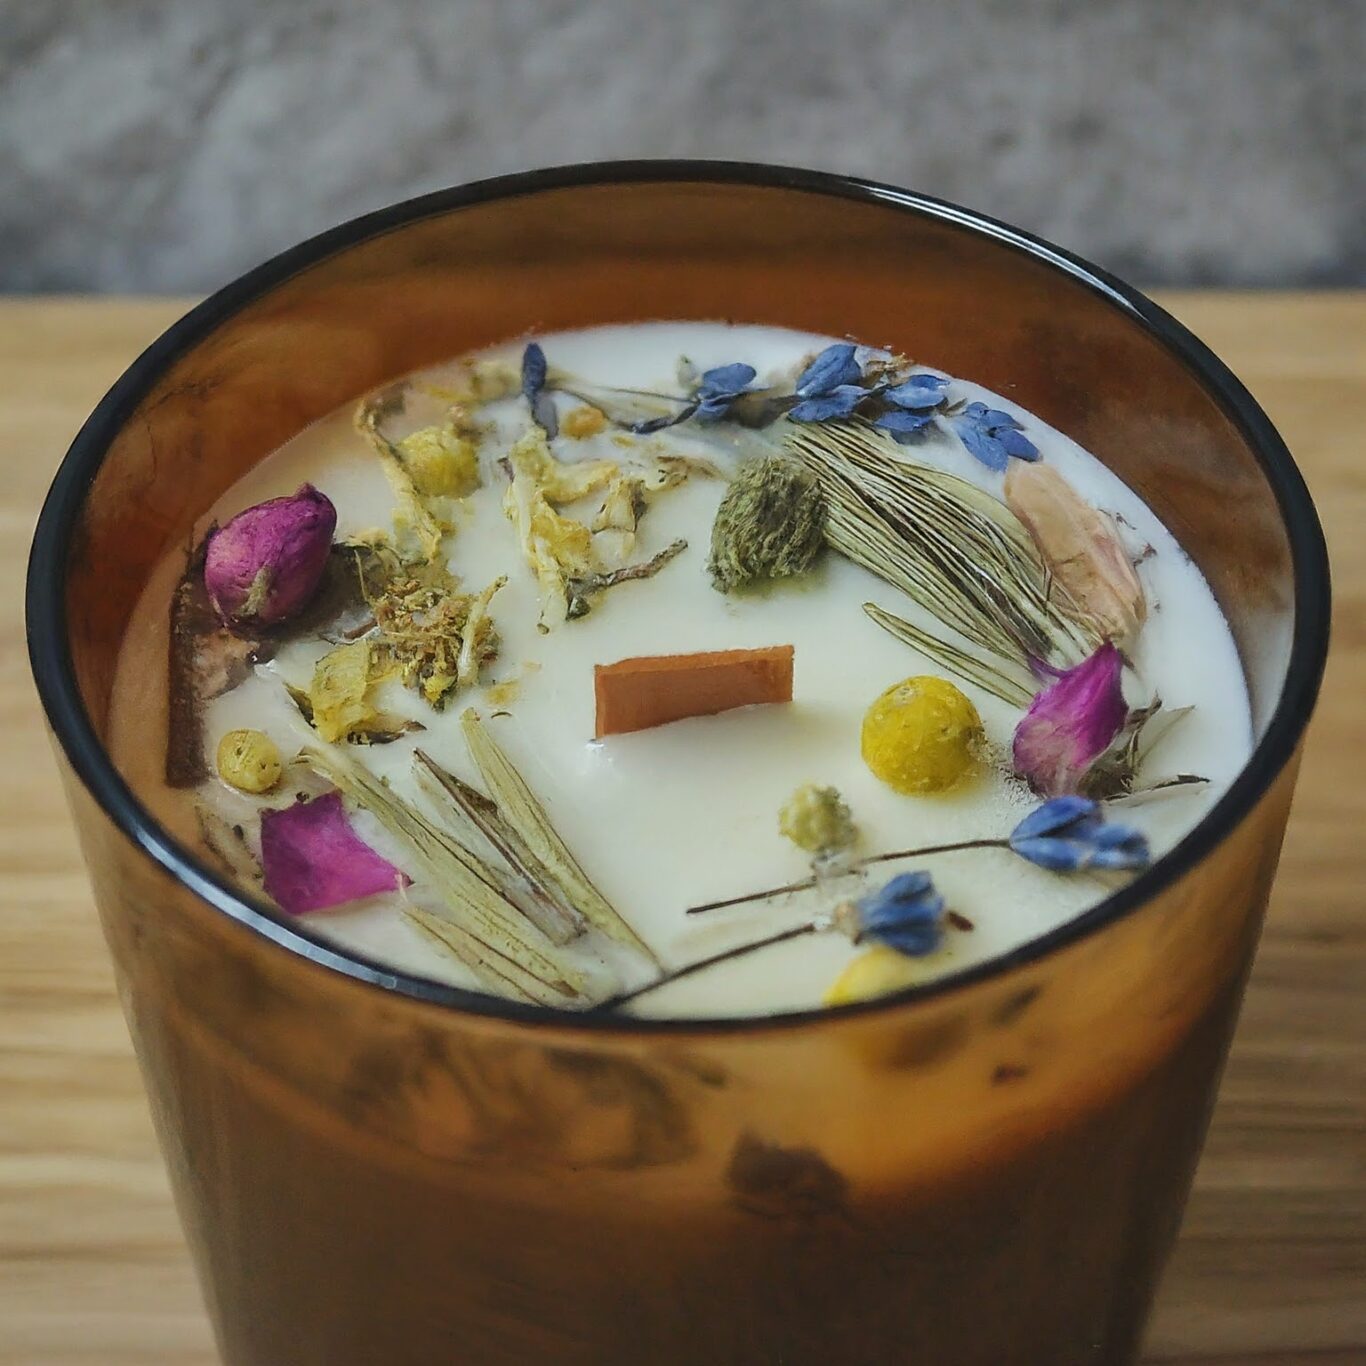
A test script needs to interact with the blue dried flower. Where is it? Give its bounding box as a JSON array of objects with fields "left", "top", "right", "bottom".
[
  {"left": 873, "top": 408, "right": 938, "bottom": 444},
  {"left": 854, "top": 870, "right": 946, "bottom": 957},
  {"left": 796, "top": 343, "right": 863, "bottom": 397},
  {"left": 948, "top": 401, "right": 1039, "bottom": 472},
  {"left": 632, "top": 361, "right": 758, "bottom": 433},
  {"left": 695, "top": 362, "right": 759, "bottom": 420},
  {"left": 789, "top": 384, "right": 868, "bottom": 423},
  {"left": 883, "top": 373, "right": 950, "bottom": 411},
  {"left": 521, "top": 342, "right": 558, "bottom": 437},
  {"left": 1008, "top": 796, "right": 1150, "bottom": 872}
]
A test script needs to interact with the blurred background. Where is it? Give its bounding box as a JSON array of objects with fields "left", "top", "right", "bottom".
[{"left": 3, "top": 0, "right": 1361, "bottom": 294}]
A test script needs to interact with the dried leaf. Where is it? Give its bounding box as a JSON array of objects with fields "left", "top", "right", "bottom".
[
  {"left": 460, "top": 709, "right": 659, "bottom": 966},
  {"left": 413, "top": 749, "right": 586, "bottom": 945},
  {"left": 1005, "top": 461, "right": 1147, "bottom": 645},
  {"left": 787, "top": 421, "right": 1098, "bottom": 678},
  {"left": 301, "top": 742, "right": 588, "bottom": 1004}
]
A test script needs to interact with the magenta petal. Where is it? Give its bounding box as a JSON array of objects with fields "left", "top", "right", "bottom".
[
  {"left": 260, "top": 791, "right": 408, "bottom": 914},
  {"left": 1012, "top": 643, "right": 1127, "bottom": 796},
  {"left": 204, "top": 483, "right": 337, "bottom": 628}
]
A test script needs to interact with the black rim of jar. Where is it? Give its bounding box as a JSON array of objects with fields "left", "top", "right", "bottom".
[{"left": 25, "top": 160, "right": 1333, "bottom": 1034}]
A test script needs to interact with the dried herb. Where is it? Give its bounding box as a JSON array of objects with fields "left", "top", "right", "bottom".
[
  {"left": 707, "top": 453, "right": 826, "bottom": 593},
  {"left": 862, "top": 603, "right": 1034, "bottom": 707},
  {"left": 460, "top": 709, "right": 659, "bottom": 966},
  {"left": 787, "top": 421, "right": 1097, "bottom": 679},
  {"left": 1082, "top": 698, "right": 1208, "bottom": 801},
  {"left": 566, "top": 539, "right": 688, "bottom": 619},
  {"left": 413, "top": 749, "right": 586, "bottom": 946},
  {"left": 355, "top": 385, "right": 445, "bottom": 561},
  {"left": 301, "top": 741, "right": 588, "bottom": 1005}
]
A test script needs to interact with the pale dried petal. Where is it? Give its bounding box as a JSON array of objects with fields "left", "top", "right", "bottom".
[{"left": 1004, "top": 462, "right": 1146, "bottom": 645}]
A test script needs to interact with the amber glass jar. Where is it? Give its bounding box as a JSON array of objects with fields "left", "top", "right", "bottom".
[{"left": 27, "top": 164, "right": 1329, "bottom": 1366}]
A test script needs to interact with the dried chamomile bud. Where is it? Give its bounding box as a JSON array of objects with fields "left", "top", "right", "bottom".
[
  {"left": 397, "top": 425, "right": 481, "bottom": 499},
  {"left": 216, "top": 728, "right": 283, "bottom": 794},
  {"left": 861, "top": 675, "right": 983, "bottom": 795},
  {"left": 707, "top": 453, "right": 826, "bottom": 593},
  {"left": 778, "top": 783, "right": 857, "bottom": 856}
]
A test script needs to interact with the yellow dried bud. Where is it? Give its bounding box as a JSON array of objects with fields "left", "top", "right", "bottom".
[
  {"left": 824, "top": 945, "right": 925, "bottom": 1006},
  {"left": 561, "top": 405, "right": 608, "bottom": 439},
  {"left": 216, "top": 729, "right": 283, "bottom": 794},
  {"left": 1005, "top": 462, "right": 1146, "bottom": 645},
  {"left": 397, "top": 425, "right": 480, "bottom": 499},
  {"left": 778, "top": 783, "right": 857, "bottom": 855}
]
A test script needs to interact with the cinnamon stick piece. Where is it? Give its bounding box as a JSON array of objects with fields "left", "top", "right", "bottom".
[{"left": 594, "top": 645, "right": 794, "bottom": 738}]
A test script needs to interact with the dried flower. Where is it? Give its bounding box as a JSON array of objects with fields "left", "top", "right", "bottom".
[
  {"left": 707, "top": 452, "right": 826, "bottom": 592},
  {"left": 203, "top": 484, "right": 336, "bottom": 628},
  {"left": 796, "top": 343, "right": 862, "bottom": 396},
  {"left": 1007, "top": 795, "right": 1150, "bottom": 872},
  {"left": 1013, "top": 643, "right": 1128, "bottom": 796},
  {"left": 632, "top": 362, "right": 760, "bottom": 433},
  {"left": 562, "top": 404, "right": 608, "bottom": 439},
  {"left": 397, "top": 425, "right": 481, "bottom": 499},
  {"left": 260, "top": 791, "right": 408, "bottom": 915},
  {"left": 778, "top": 784, "right": 857, "bottom": 856},
  {"left": 861, "top": 675, "right": 983, "bottom": 795},
  {"left": 521, "top": 342, "right": 558, "bottom": 436},
  {"left": 1005, "top": 461, "right": 1146, "bottom": 645},
  {"left": 216, "top": 728, "right": 283, "bottom": 794},
  {"left": 872, "top": 373, "right": 950, "bottom": 444},
  {"left": 308, "top": 639, "right": 385, "bottom": 742},
  {"left": 849, "top": 871, "right": 946, "bottom": 957},
  {"left": 949, "top": 402, "right": 1040, "bottom": 472}
]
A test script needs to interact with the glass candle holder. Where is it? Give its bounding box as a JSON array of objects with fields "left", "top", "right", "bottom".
[{"left": 27, "top": 164, "right": 1329, "bottom": 1366}]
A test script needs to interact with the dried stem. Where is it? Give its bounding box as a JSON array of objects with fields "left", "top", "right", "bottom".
[
  {"left": 596, "top": 924, "right": 819, "bottom": 1011},
  {"left": 685, "top": 839, "right": 1007, "bottom": 916}
]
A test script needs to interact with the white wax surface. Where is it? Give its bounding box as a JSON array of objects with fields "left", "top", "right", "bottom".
[{"left": 110, "top": 323, "right": 1253, "bottom": 1018}]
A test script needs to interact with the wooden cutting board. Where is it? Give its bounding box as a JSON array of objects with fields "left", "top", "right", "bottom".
[{"left": 1, "top": 295, "right": 1362, "bottom": 1366}]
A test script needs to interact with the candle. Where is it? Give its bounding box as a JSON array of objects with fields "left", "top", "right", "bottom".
[{"left": 109, "top": 322, "right": 1251, "bottom": 1017}]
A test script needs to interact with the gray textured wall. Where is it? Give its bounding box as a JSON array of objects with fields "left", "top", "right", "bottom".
[{"left": 2, "top": 0, "right": 1361, "bottom": 293}]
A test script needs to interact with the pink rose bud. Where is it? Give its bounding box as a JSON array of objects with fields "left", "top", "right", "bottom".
[
  {"left": 1012, "top": 643, "right": 1127, "bottom": 796},
  {"left": 204, "top": 484, "right": 336, "bottom": 628}
]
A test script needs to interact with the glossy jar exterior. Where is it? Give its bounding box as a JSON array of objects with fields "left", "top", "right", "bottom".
[{"left": 29, "top": 165, "right": 1329, "bottom": 1366}]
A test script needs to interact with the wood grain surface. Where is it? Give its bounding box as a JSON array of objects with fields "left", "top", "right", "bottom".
[{"left": 1, "top": 296, "right": 1362, "bottom": 1365}]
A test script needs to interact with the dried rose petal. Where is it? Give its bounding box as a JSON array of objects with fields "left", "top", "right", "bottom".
[
  {"left": 204, "top": 484, "right": 337, "bottom": 628},
  {"left": 1005, "top": 462, "right": 1146, "bottom": 645},
  {"left": 260, "top": 791, "right": 407, "bottom": 915},
  {"left": 1012, "top": 643, "right": 1128, "bottom": 796}
]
